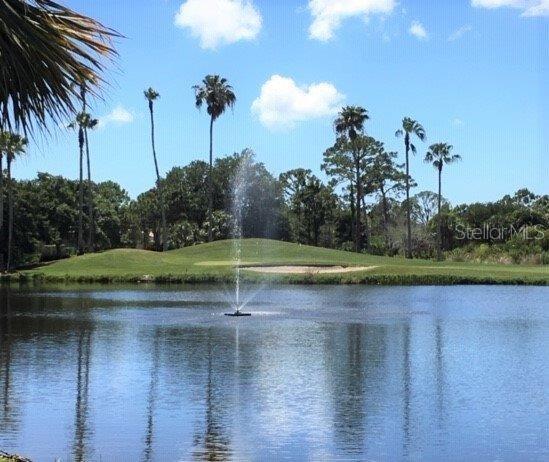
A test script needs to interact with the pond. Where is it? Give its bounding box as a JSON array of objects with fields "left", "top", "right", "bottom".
[{"left": 0, "top": 285, "right": 547, "bottom": 461}]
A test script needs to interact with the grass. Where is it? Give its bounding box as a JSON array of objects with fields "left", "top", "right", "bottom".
[{"left": 4, "top": 239, "right": 548, "bottom": 285}]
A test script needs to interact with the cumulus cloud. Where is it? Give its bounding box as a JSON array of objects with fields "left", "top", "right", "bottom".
[
  {"left": 448, "top": 25, "right": 472, "bottom": 41},
  {"left": 251, "top": 75, "right": 345, "bottom": 130},
  {"left": 174, "top": 0, "right": 262, "bottom": 49},
  {"left": 409, "top": 21, "right": 428, "bottom": 40},
  {"left": 522, "top": 0, "right": 549, "bottom": 16},
  {"left": 471, "top": 0, "right": 549, "bottom": 17},
  {"left": 98, "top": 105, "right": 134, "bottom": 128},
  {"left": 308, "top": 0, "right": 396, "bottom": 41},
  {"left": 472, "top": 0, "right": 523, "bottom": 6}
]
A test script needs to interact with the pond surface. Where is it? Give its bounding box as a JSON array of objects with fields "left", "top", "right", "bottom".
[{"left": 0, "top": 285, "right": 547, "bottom": 461}]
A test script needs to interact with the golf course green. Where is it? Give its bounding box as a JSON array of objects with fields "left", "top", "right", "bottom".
[{"left": 5, "top": 239, "right": 547, "bottom": 285}]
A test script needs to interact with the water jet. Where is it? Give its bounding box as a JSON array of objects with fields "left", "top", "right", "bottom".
[{"left": 224, "top": 152, "right": 255, "bottom": 318}]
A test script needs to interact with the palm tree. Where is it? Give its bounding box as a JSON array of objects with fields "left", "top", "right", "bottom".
[
  {"left": 334, "top": 106, "right": 369, "bottom": 252},
  {"left": 144, "top": 87, "right": 167, "bottom": 251},
  {"left": 396, "top": 118, "right": 426, "bottom": 259},
  {"left": 193, "top": 75, "right": 236, "bottom": 242},
  {"left": 69, "top": 112, "right": 91, "bottom": 255},
  {"left": 424, "top": 143, "right": 461, "bottom": 261},
  {"left": 0, "top": 132, "right": 27, "bottom": 272},
  {"left": 0, "top": 0, "right": 118, "bottom": 134},
  {"left": 83, "top": 114, "right": 98, "bottom": 251}
]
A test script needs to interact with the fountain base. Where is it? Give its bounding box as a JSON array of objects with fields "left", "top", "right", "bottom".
[{"left": 224, "top": 311, "right": 252, "bottom": 317}]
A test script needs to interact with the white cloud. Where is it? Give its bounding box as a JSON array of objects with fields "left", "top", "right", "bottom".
[
  {"left": 98, "top": 105, "right": 134, "bottom": 128},
  {"left": 448, "top": 25, "right": 472, "bottom": 41},
  {"left": 308, "top": 0, "right": 396, "bottom": 41},
  {"left": 472, "top": 0, "right": 523, "bottom": 7},
  {"left": 453, "top": 118, "right": 464, "bottom": 126},
  {"left": 409, "top": 20, "right": 428, "bottom": 40},
  {"left": 251, "top": 75, "right": 345, "bottom": 130},
  {"left": 522, "top": 0, "right": 549, "bottom": 16},
  {"left": 471, "top": 0, "right": 549, "bottom": 17},
  {"left": 174, "top": 0, "right": 262, "bottom": 49}
]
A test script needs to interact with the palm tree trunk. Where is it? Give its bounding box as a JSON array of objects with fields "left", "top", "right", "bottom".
[
  {"left": 84, "top": 127, "right": 94, "bottom": 252},
  {"left": 405, "top": 137, "right": 412, "bottom": 259},
  {"left": 6, "top": 156, "right": 13, "bottom": 272},
  {"left": 437, "top": 166, "right": 443, "bottom": 261},
  {"left": 361, "top": 195, "right": 370, "bottom": 251},
  {"left": 149, "top": 102, "right": 167, "bottom": 252},
  {"left": 77, "top": 128, "right": 84, "bottom": 255},
  {"left": 208, "top": 116, "right": 214, "bottom": 243},
  {"left": 0, "top": 154, "right": 3, "bottom": 229},
  {"left": 349, "top": 184, "right": 355, "bottom": 243},
  {"left": 0, "top": 154, "right": 4, "bottom": 272},
  {"left": 381, "top": 187, "right": 389, "bottom": 245},
  {"left": 355, "top": 162, "right": 362, "bottom": 253}
]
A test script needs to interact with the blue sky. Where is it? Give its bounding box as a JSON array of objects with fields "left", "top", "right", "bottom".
[{"left": 18, "top": 0, "right": 548, "bottom": 204}]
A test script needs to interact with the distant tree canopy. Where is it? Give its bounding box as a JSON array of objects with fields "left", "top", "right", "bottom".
[{"left": 1, "top": 151, "right": 547, "bottom": 267}]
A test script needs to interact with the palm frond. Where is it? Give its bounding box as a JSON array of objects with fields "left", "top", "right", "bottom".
[{"left": 0, "top": 0, "right": 119, "bottom": 135}]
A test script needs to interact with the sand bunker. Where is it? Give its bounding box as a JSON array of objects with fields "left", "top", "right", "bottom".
[{"left": 243, "top": 265, "right": 376, "bottom": 274}]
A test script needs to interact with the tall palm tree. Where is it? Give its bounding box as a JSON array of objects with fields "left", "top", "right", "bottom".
[
  {"left": 334, "top": 106, "right": 369, "bottom": 252},
  {"left": 83, "top": 114, "right": 98, "bottom": 251},
  {"left": 69, "top": 112, "right": 91, "bottom": 255},
  {"left": 0, "top": 146, "right": 4, "bottom": 237},
  {"left": 0, "top": 132, "right": 27, "bottom": 272},
  {"left": 193, "top": 75, "right": 236, "bottom": 242},
  {"left": 396, "top": 118, "right": 426, "bottom": 259},
  {"left": 0, "top": 0, "right": 118, "bottom": 134},
  {"left": 424, "top": 143, "right": 461, "bottom": 261},
  {"left": 144, "top": 87, "right": 167, "bottom": 251},
  {"left": 0, "top": 138, "right": 5, "bottom": 271}
]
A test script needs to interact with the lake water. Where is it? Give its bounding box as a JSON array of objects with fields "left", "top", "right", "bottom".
[{"left": 0, "top": 285, "right": 547, "bottom": 461}]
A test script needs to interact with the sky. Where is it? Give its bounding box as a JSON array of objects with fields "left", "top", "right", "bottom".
[{"left": 17, "top": 0, "right": 548, "bottom": 205}]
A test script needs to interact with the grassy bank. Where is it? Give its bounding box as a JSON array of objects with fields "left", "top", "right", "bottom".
[{"left": 3, "top": 239, "right": 548, "bottom": 285}]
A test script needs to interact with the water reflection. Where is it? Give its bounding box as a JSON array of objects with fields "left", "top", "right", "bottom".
[
  {"left": 73, "top": 318, "right": 93, "bottom": 462},
  {"left": 192, "top": 329, "right": 233, "bottom": 461},
  {"left": 0, "top": 285, "right": 546, "bottom": 461},
  {"left": 142, "top": 332, "right": 160, "bottom": 462},
  {"left": 0, "top": 290, "right": 19, "bottom": 438}
]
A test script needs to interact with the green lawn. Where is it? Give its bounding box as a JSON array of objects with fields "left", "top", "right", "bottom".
[{"left": 8, "top": 239, "right": 549, "bottom": 285}]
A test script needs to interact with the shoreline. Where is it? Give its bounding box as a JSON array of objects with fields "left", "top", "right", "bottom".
[{"left": 1, "top": 272, "right": 547, "bottom": 286}]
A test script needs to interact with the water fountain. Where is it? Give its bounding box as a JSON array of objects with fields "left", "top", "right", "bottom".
[{"left": 225, "top": 153, "right": 253, "bottom": 317}]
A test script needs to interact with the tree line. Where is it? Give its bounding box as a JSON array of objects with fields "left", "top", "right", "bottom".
[{"left": 1, "top": 151, "right": 547, "bottom": 269}]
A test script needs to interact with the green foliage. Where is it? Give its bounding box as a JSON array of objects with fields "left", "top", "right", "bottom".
[
  {"left": 0, "top": 0, "right": 118, "bottom": 134},
  {"left": 1, "top": 174, "right": 129, "bottom": 266}
]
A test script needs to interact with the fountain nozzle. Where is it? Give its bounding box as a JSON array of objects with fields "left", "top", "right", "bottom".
[{"left": 225, "top": 311, "right": 252, "bottom": 317}]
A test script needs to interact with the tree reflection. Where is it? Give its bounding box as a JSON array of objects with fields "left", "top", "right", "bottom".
[
  {"left": 142, "top": 332, "right": 160, "bottom": 462},
  {"left": 402, "top": 321, "right": 411, "bottom": 456},
  {"left": 72, "top": 299, "right": 93, "bottom": 462},
  {"left": 192, "top": 329, "right": 232, "bottom": 461},
  {"left": 326, "top": 323, "right": 388, "bottom": 455},
  {"left": 435, "top": 319, "right": 446, "bottom": 436},
  {"left": 0, "top": 288, "right": 19, "bottom": 436}
]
